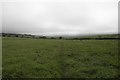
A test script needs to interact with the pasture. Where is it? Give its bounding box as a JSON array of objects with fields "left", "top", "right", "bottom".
[{"left": 2, "top": 37, "right": 119, "bottom": 78}]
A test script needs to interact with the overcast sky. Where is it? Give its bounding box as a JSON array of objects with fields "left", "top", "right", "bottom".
[{"left": 1, "top": 0, "right": 119, "bottom": 36}]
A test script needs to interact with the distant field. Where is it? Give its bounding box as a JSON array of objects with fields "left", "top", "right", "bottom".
[{"left": 2, "top": 37, "right": 119, "bottom": 78}]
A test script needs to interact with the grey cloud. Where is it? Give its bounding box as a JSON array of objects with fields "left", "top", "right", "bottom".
[{"left": 2, "top": 1, "right": 118, "bottom": 36}]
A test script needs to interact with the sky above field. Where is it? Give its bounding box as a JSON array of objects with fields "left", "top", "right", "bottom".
[{"left": 1, "top": 0, "right": 119, "bottom": 36}]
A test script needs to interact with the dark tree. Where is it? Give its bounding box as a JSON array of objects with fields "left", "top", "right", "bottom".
[
  {"left": 15, "top": 35, "right": 18, "bottom": 37},
  {"left": 59, "top": 36, "right": 62, "bottom": 39}
]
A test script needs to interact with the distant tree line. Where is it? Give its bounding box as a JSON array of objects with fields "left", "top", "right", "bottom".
[
  {"left": 70, "top": 37, "right": 119, "bottom": 40},
  {"left": 2, "top": 33, "right": 62, "bottom": 39},
  {"left": 1, "top": 33, "right": 120, "bottom": 40}
]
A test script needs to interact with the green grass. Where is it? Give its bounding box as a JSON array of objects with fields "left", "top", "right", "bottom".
[
  {"left": 2, "top": 37, "right": 119, "bottom": 78},
  {"left": 0, "top": 37, "right": 2, "bottom": 79}
]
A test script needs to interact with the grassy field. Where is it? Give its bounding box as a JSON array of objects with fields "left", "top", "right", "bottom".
[
  {"left": 2, "top": 37, "right": 119, "bottom": 78},
  {"left": 0, "top": 37, "right": 2, "bottom": 79}
]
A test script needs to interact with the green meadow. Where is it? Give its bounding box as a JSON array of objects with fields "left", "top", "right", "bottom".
[{"left": 2, "top": 37, "right": 119, "bottom": 78}]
